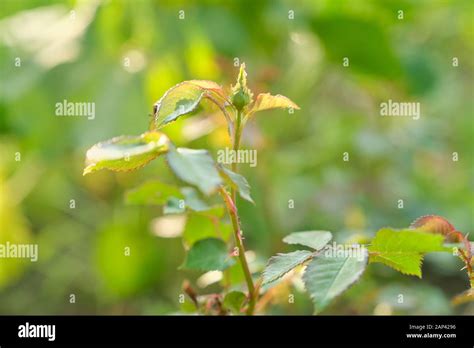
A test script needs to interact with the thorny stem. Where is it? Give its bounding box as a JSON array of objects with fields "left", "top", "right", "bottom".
[
  {"left": 221, "top": 109, "right": 257, "bottom": 315},
  {"left": 218, "top": 187, "right": 256, "bottom": 315},
  {"left": 451, "top": 230, "right": 473, "bottom": 288}
]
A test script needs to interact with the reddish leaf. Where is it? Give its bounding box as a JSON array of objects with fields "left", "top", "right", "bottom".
[{"left": 410, "top": 215, "right": 462, "bottom": 242}]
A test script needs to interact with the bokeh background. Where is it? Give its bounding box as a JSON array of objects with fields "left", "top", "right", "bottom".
[{"left": 0, "top": 0, "right": 473, "bottom": 315}]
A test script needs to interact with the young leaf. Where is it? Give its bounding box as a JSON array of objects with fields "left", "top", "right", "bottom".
[
  {"left": 217, "top": 165, "right": 254, "bottom": 203},
  {"left": 247, "top": 93, "right": 300, "bottom": 117},
  {"left": 368, "top": 228, "right": 450, "bottom": 277},
  {"left": 303, "top": 247, "right": 368, "bottom": 313},
  {"left": 83, "top": 131, "right": 169, "bottom": 175},
  {"left": 125, "top": 181, "right": 183, "bottom": 205},
  {"left": 223, "top": 291, "right": 247, "bottom": 314},
  {"left": 152, "top": 80, "right": 226, "bottom": 129},
  {"left": 166, "top": 147, "right": 222, "bottom": 195},
  {"left": 410, "top": 215, "right": 462, "bottom": 242},
  {"left": 283, "top": 231, "right": 332, "bottom": 251},
  {"left": 181, "top": 238, "right": 235, "bottom": 271},
  {"left": 262, "top": 250, "right": 313, "bottom": 285}
]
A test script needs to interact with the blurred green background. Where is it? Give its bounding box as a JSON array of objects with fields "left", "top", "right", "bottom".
[{"left": 0, "top": 0, "right": 473, "bottom": 315}]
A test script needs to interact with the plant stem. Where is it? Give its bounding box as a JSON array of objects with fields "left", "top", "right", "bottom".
[
  {"left": 218, "top": 187, "right": 256, "bottom": 315},
  {"left": 223, "top": 109, "right": 256, "bottom": 315},
  {"left": 231, "top": 111, "right": 242, "bottom": 200}
]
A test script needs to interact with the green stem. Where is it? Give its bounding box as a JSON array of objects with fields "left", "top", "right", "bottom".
[
  {"left": 231, "top": 112, "right": 242, "bottom": 175},
  {"left": 219, "top": 187, "right": 256, "bottom": 315},
  {"left": 224, "top": 109, "right": 256, "bottom": 315}
]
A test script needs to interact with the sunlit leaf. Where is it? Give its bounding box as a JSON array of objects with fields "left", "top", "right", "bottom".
[
  {"left": 247, "top": 93, "right": 300, "bottom": 117},
  {"left": 83, "top": 131, "right": 169, "bottom": 175},
  {"left": 283, "top": 231, "right": 332, "bottom": 251},
  {"left": 223, "top": 291, "right": 247, "bottom": 314},
  {"left": 187, "top": 80, "right": 225, "bottom": 93},
  {"left": 303, "top": 247, "right": 368, "bottom": 313},
  {"left": 218, "top": 165, "right": 254, "bottom": 203},
  {"left": 152, "top": 80, "right": 227, "bottom": 129},
  {"left": 410, "top": 215, "right": 462, "bottom": 242},
  {"left": 368, "top": 228, "right": 450, "bottom": 277},
  {"left": 181, "top": 238, "right": 235, "bottom": 271},
  {"left": 262, "top": 250, "right": 313, "bottom": 285},
  {"left": 166, "top": 147, "right": 222, "bottom": 195}
]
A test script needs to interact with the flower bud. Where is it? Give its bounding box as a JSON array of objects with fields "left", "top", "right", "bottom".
[{"left": 230, "top": 63, "right": 253, "bottom": 111}]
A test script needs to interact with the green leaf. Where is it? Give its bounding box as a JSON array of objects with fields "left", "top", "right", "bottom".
[
  {"left": 183, "top": 213, "right": 231, "bottom": 247},
  {"left": 83, "top": 131, "right": 169, "bottom": 175},
  {"left": 303, "top": 247, "right": 368, "bottom": 313},
  {"left": 163, "top": 187, "right": 217, "bottom": 215},
  {"left": 180, "top": 187, "right": 212, "bottom": 211},
  {"left": 262, "top": 250, "right": 313, "bottom": 285},
  {"left": 194, "top": 205, "right": 225, "bottom": 218},
  {"left": 125, "top": 181, "right": 183, "bottom": 205},
  {"left": 183, "top": 214, "right": 215, "bottom": 246},
  {"left": 223, "top": 291, "right": 247, "bottom": 314},
  {"left": 218, "top": 165, "right": 254, "bottom": 203},
  {"left": 179, "top": 297, "right": 198, "bottom": 313},
  {"left": 152, "top": 80, "right": 226, "bottom": 129},
  {"left": 222, "top": 261, "right": 246, "bottom": 286},
  {"left": 368, "top": 228, "right": 450, "bottom": 277},
  {"left": 283, "top": 231, "right": 332, "bottom": 251},
  {"left": 247, "top": 93, "right": 300, "bottom": 117},
  {"left": 181, "top": 238, "right": 235, "bottom": 271},
  {"left": 166, "top": 147, "right": 222, "bottom": 195}
]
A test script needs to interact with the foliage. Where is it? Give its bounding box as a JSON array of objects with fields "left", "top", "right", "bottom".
[
  {"left": 368, "top": 228, "right": 448, "bottom": 277},
  {"left": 83, "top": 64, "right": 299, "bottom": 315},
  {"left": 263, "top": 217, "right": 472, "bottom": 313},
  {"left": 1, "top": 0, "right": 472, "bottom": 316},
  {"left": 83, "top": 64, "right": 472, "bottom": 314},
  {"left": 181, "top": 238, "right": 235, "bottom": 271}
]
